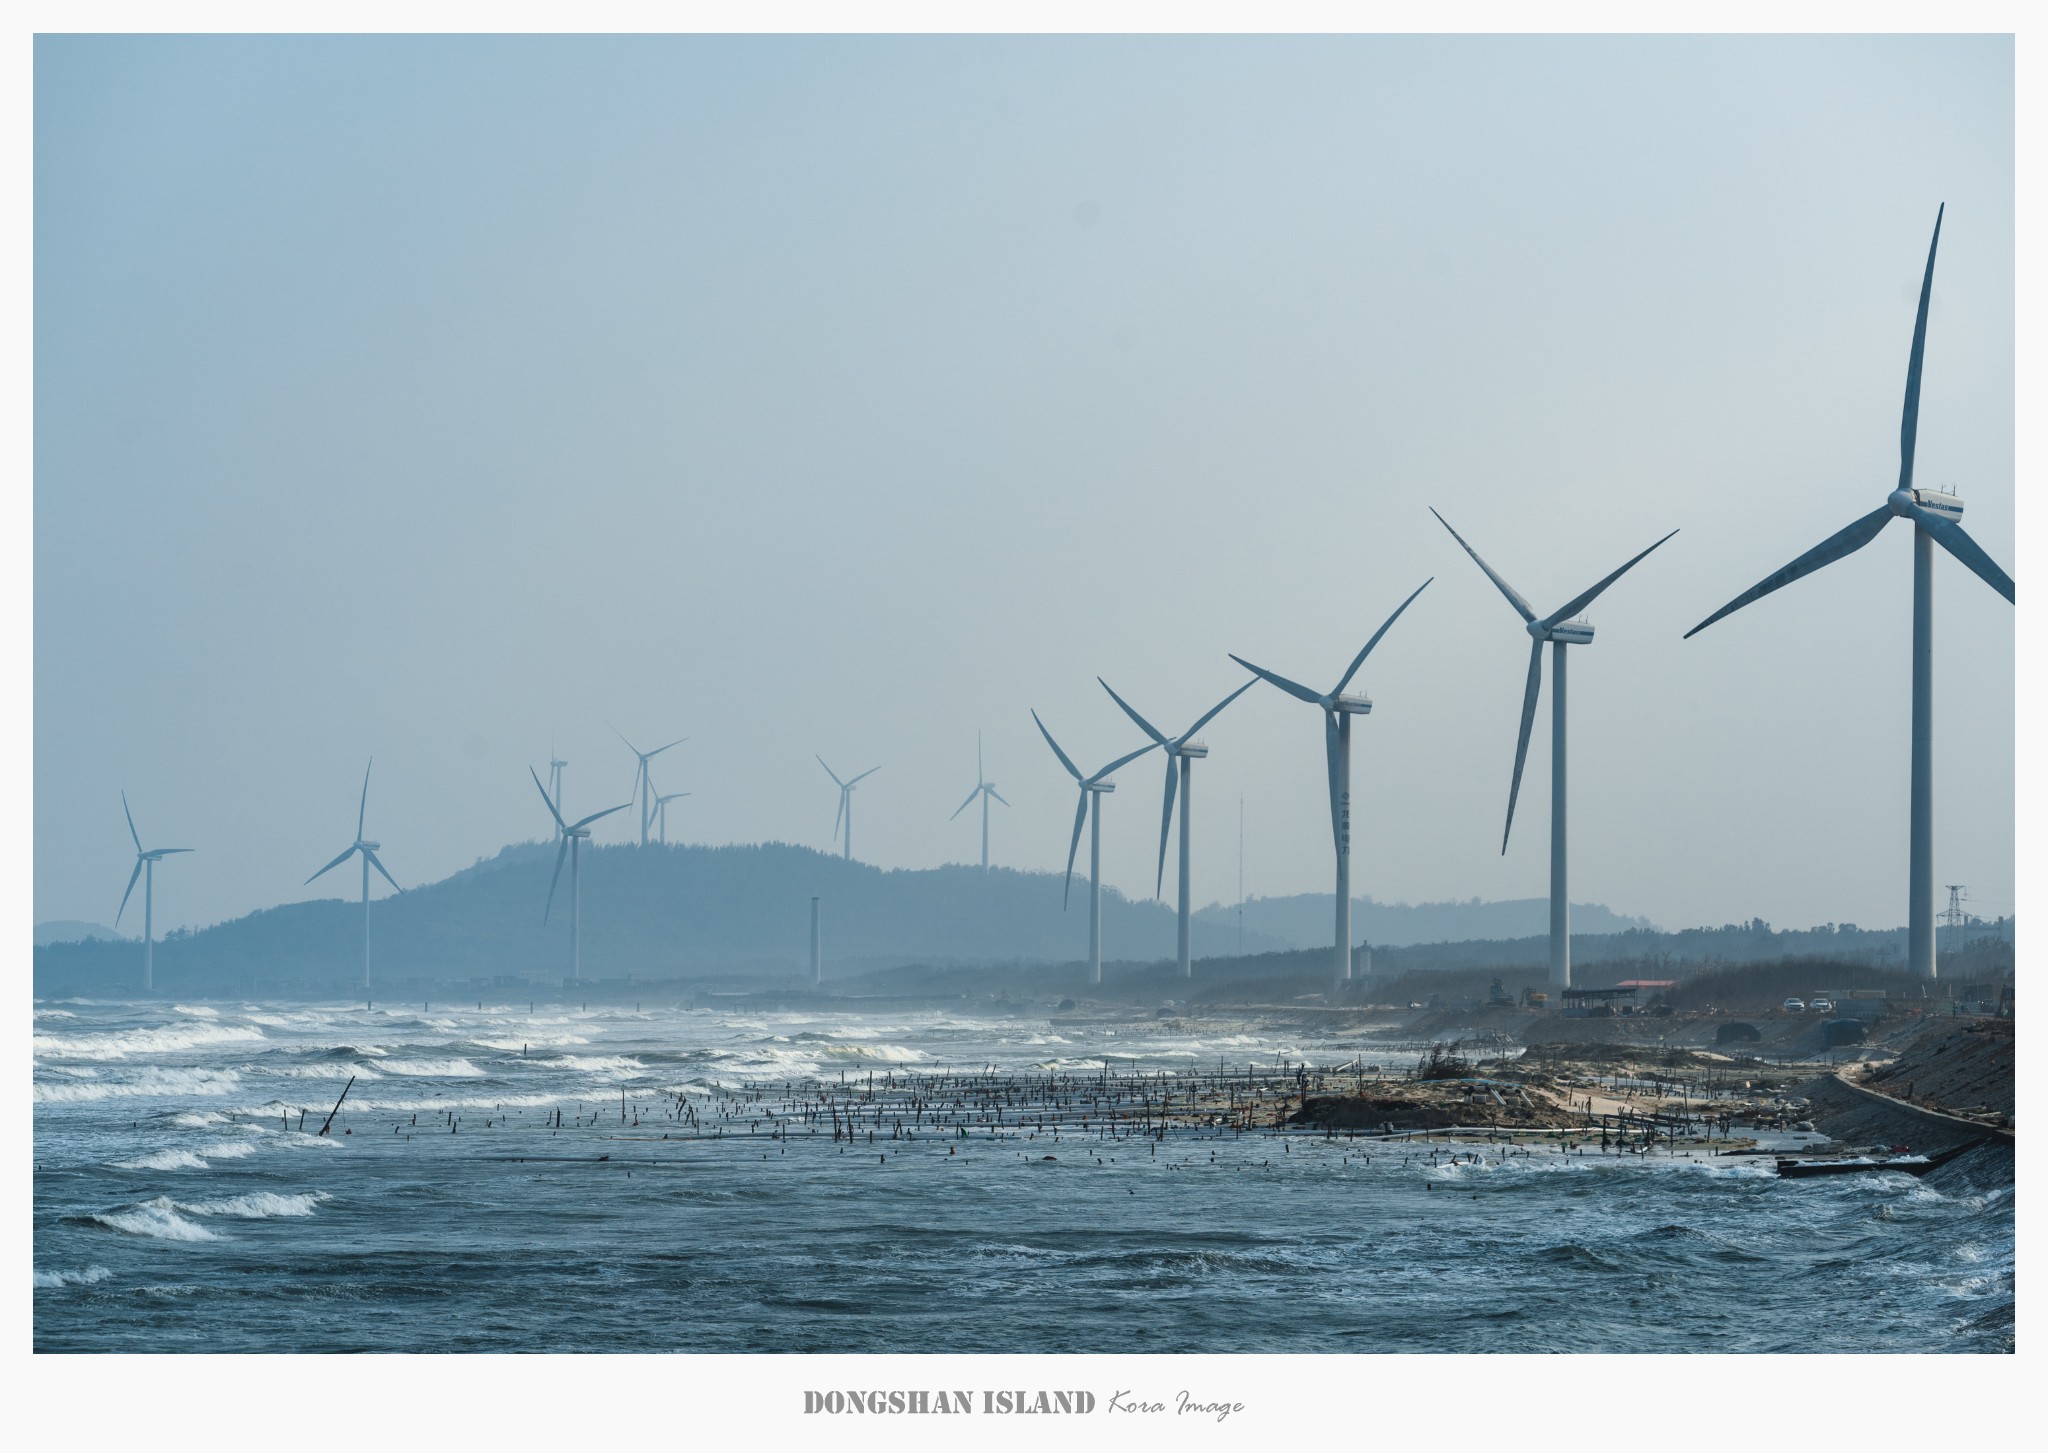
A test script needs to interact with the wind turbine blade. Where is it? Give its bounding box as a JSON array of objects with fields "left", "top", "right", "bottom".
[
  {"left": 116, "top": 858, "right": 143, "bottom": 925},
  {"left": 305, "top": 844, "right": 359, "bottom": 885},
  {"left": 950, "top": 785, "right": 981, "bottom": 821},
  {"left": 570, "top": 802, "right": 633, "bottom": 831},
  {"left": 1182, "top": 677, "right": 1259, "bottom": 741},
  {"left": 1541, "top": 531, "right": 1679, "bottom": 630},
  {"left": 1430, "top": 508, "right": 1536, "bottom": 623},
  {"left": 1898, "top": 204, "right": 1943, "bottom": 494},
  {"left": 649, "top": 737, "right": 688, "bottom": 759},
  {"left": 543, "top": 837, "right": 569, "bottom": 923},
  {"left": 357, "top": 759, "right": 372, "bottom": 841},
  {"left": 815, "top": 755, "right": 847, "bottom": 789},
  {"left": 1063, "top": 791, "right": 1088, "bottom": 909},
  {"left": 1913, "top": 510, "right": 2014, "bottom": 604},
  {"left": 1090, "top": 740, "right": 1159, "bottom": 784},
  {"left": 1332, "top": 577, "right": 1434, "bottom": 696},
  {"left": 613, "top": 725, "right": 642, "bottom": 758},
  {"left": 1155, "top": 760, "right": 1178, "bottom": 900},
  {"left": 155, "top": 848, "right": 193, "bottom": 855},
  {"left": 1031, "top": 710, "right": 1084, "bottom": 782},
  {"left": 848, "top": 765, "right": 881, "bottom": 786},
  {"left": 833, "top": 789, "right": 846, "bottom": 842},
  {"left": 122, "top": 791, "right": 142, "bottom": 853},
  {"left": 1324, "top": 709, "right": 1342, "bottom": 855},
  {"left": 1098, "top": 678, "right": 1168, "bottom": 745},
  {"left": 365, "top": 849, "right": 400, "bottom": 894},
  {"left": 1684, "top": 506, "right": 1893, "bottom": 639},
  {"left": 530, "top": 768, "right": 569, "bottom": 832},
  {"left": 1503, "top": 640, "right": 1545, "bottom": 854},
  {"left": 988, "top": 788, "right": 1011, "bottom": 808},
  {"left": 977, "top": 731, "right": 983, "bottom": 785},
  {"left": 1227, "top": 655, "right": 1324, "bottom": 706}
]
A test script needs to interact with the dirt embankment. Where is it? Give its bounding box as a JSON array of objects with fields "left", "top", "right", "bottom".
[
  {"left": 1855, "top": 1017, "right": 2013, "bottom": 1122},
  {"left": 1291, "top": 1080, "right": 1586, "bottom": 1132}
]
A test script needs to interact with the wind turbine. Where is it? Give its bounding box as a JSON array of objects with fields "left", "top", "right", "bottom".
[
  {"left": 1431, "top": 508, "right": 1675, "bottom": 989},
  {"left": 653, "top": 790, "right": 690, "bottom": 845},
  {"left": 1097, "top": 677, "right": 1257, "bottom": 979},
  {"left": 304, "top": 759, "right": 401, "bottom": 996},
  {"left": 1685, "top": 205, "right": 2013, "bottom": 979},
  {"left": 547, "top": 745, "right": 568, "bottom": 840},
  {"left": 531, "top": 769, "right": 631, "bottom": 983},
  {"left": 817, "top": 757, "right": 879, "bottom": 862},
  {"left": 115, "top": 792, "right": 190, "bottom": 993},
  {"left": 948, "top": 732, "right": 1010, "bottom": 870},
  {"left": 615, "top": 728, "right": 687, "bottom": 846},
  {"left": 1031, "top": 711, "right": 1157, "bottom": 986},
  {"left": 1230, "top": 579, "right": 1432, "bottom": 985}
]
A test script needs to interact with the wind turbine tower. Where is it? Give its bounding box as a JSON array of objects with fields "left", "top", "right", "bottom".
[
  {"left": 615, "top": 729, "right": 687, "bottom": 847},
  {"left": 531, "top": 769, "right": 631, "bottom": 982},
  {"left": 1685, "top": 207, "right": 2013, "bottom": 980},
  {"left": 817, "top": 757, "right": 880, "bottom": 862},
  {"left": 1231, "top": 579, "right": 1432, "bottom": 985},
  {"left": 949, "top": 732, "right": 1010, "bottom": 870},
  {"left": 1097, "top": 677, "right": 1256, "bottom": 979},
  {"left": 1431, "top": 509, "right": 1675, "bottom": 989},
  {"left": 653, "top": 791, "right": 690, "bottom": 845},
  {"left": 1032, "top": 711, "right": 1157, "bottom": 986},
  {"left": 305, "top": 760, "right": 402, "bottom": 996},
  {"left": 115, "top": 792, "right": 191, "bottom": 993}
]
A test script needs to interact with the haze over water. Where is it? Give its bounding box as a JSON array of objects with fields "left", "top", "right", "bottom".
[{"left": 34, "top": 998, "right": 2013, "bottom": 1352}]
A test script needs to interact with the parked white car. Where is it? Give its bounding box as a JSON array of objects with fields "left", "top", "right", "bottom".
[
  {"left": 1809, "top": 996, "right": 1835, "bottom": 1013},
  {"left": 1782, "top": 997, "right": 1806, "bottom": 1012}
]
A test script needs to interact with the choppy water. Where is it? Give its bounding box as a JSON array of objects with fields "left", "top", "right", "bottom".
[{"left": 34, "top": 998, "right": 2013, "bottom": 1352}]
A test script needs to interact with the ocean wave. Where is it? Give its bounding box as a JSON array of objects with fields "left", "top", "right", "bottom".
[
  {"left": 113, "top": 1149, "right": 211, "bottom": 1171},
  {"left": 34, "top": 1067, "right": 243, "bottom": 1103},
  {"left": 91, "top": 1198, "right": 220, "bottom": 1242},
  {"left": 34, "top": 1021, "right": 266, "bottom": 1061},
  {"left": 200, "top": 1140, "right": 259, "bottom": 1159},
  {"left": 171, "top": 1004, "right": 220, "bottom": 1018},
  {"left": 377, "top": 1058, "right": 486, "bottom": 1077},
  {"left": 541, "top": 1055, "right": 647, "bottom": 1075},
  {"left": 34, "top": 1008, "right": 78, "bottom": 1020},
  {"left": 249, "top": 1062, "right": 386, "bottom": 1080},
  {"left": 169, "top": 1110, "right": 231, "bottom": 1128},
  {"left": 178, "top": 1191, "right": 329, "bottom": 1219},
  {"left": 34, "top": 1265, "right": 113, "bottom": 1288}
]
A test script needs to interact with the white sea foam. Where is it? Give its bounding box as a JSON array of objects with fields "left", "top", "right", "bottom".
[
  {"left": 34, "top": 1021, "right": 265, "bottom": 1061},
  {"left": 377, "top": 1058, "right": 486, "bottom": 1077},
  {"left": 543, "top": 1055, "right": 647, "bottom": 1074},
  {"left": 34, "top": 1067, "right": 243, "bottom": 1103},
  {"left": 178, "top": 1191, "right": 329, "bottom": 1219},
  {"left": 114, "top": 1149, "right": 211, "bottom": 1171},
  {"left": 92, "top": 1198, "right": 220, "bottom": 1241},
  {"left": 169, "top": 1110, "right": 231, "bottom": 1128},
  {"left": 171, "top": 1004, "right": 220, "bottom": 1018},
  {"left": 34, "top": 1265, "right": 113, "bottom": 1288},
  {"left": 200, "top": 1140, "right": 259, "bottom": 1159},
  {"left": 34, "top": 1008, "right": 78, "bottom": 1020}
]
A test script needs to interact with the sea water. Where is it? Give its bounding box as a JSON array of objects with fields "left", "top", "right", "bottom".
[{"left": 33, "top": 998, "right": 2014, "bottom": 1352}]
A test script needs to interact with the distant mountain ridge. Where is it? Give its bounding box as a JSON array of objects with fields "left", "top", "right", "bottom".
[
  {"left": 34, "top": 919, "right": 127, "bottom": 946},
  {"left": 1193, "top": 893, "right": 1657, "bottom": 950}
]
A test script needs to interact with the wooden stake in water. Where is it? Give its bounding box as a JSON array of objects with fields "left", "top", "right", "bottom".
[{"left": 318, "top": 1076, "right": 356, "bottom": 1137}]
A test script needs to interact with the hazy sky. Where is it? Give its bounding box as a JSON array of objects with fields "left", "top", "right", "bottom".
[{"left": 34, "top": 34, "right": 2014, "bottom": 936}]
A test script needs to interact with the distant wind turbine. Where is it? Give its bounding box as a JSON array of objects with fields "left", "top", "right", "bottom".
[
  {"left": 948, "top": 732, "right": 1010, "bottom": 871},
  {"left": 1684, "top": 205, "right": 2013, "bottom": 980},
  {"left": 304, "top": 759, "right": 401, "bottom": 996},
  {"left": 1432, "top": 507, "right": 1675, "bottom": 989},
  {"left": 531, "top": 769, "right": 631, "bottom": 983},
  {"left": 1231, "top": 579, "right": 1432, "bottom": 985},
  {"left": 653, "top": 790, "right": 690, "bottom": 845},
  {"left": 615, "top": 728, "right": 687, "bottom": 847},
  {"left": 1032, "top": 711, "right": 1158, "bottom": 986},
  {"left": 1097, "top": 677, "right": 1256, "bottom": 980},
  {"left": 547, "top": 745, "right": 568, "bottom": 840},
  {"left": 817, "top": 757, "right": 879, "bottom": 862},
  {"left": 115, "top": 792, "right": 191, "bottom": 993}
]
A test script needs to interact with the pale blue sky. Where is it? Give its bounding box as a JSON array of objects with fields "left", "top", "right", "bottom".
[{"left": 35, "top": 35, "right": 2014, "bottom": 933}]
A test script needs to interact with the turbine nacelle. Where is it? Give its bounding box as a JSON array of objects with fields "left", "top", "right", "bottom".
[
  {"left": 1332, "top": 693, "right": 1373, "bottom": 715},
  {"left": 1536, "top": 619, "right": 1596, "bottom": 645},
  {"left": 1176, "top": 742, "right": 1210, "bottom": 759},
  {"left": 358, "top": 839, "right": 380, "bottom": 852},
  {"left": 1894, "top": 486, "right": 1964, "bottom": 522}
]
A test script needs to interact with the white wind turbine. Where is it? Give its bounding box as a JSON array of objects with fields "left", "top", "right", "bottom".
[
  {"left": 615, "top": 728, "right": 687, "bottom": 847},
  {"left": 304, "top": 759, "right": 402, "bottom": 996},
  {"left": 1685, "top": 206, "right": 2013, "bottom": 979},
  {"left": 1097, "top": 677, "right": 1257, "bottom": 980},
  {"left": 817, "top": 757, "right": 880, "bottom": 862},
  {"left": 531, "top": 768, "right": 631, "bottom": 983},
  {"left": 1431, "top": 509, "right": 1675, "bottom": 989},
  {"left": 653, "top": 790, "right": 690, "bottom": 845},
  {"left": 1230, "top": 579, "right": 1432, "bottom": 985},
  {"left": 948, "top": 732, "right": 1010, "bottom": 871},
  {"left": 1031, "top": 711, "right": 1157, "bottom": 987},
  {"left": 115, "top": 792, "right": 191, "bottom": 993}
]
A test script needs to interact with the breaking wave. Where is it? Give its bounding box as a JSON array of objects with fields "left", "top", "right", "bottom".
[
  {"left": 35, "top": 1021, "right": 265, "bottom": 1061},
  {"left": 178, "top": 1191, "right": 329, "bottom": 1219},
  {"left": 91, "top": 1198, "right": 220, "bottom": 1242},
  {"left": 35, "top": 1265, "right": 113, "bottom": 1288}
]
